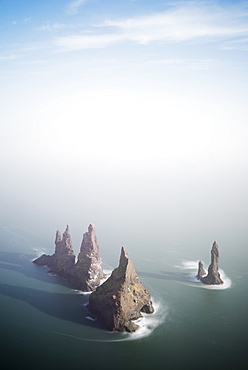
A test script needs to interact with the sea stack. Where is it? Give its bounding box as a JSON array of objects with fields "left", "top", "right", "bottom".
[
  {"left": 196, "top": 261, "right": 206, "bottom": 280},
  {"left": 72, "top": 224, "right": 104, "bottom": 291},
  {"left": 33, "top": 224, "right": 104, "bottom": 291},
  {"left": 33, "top": 225, "right": 75, "bottom": 277},
  {"left": 201, "top": 241, "right": 223, "bottom": 285},
  {"left": 88, "top": 247, "right": 154, "bottom": 332}
]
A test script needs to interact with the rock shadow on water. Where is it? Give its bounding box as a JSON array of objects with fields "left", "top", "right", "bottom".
[
  {"left": 0, "top": 282, "right": 106, "bottom": 330},
  {"left": 138, "top": 270, "right": 190, "bottom": 283},
  {"left": 0, "top": 251, "right": 73, "bottom": 287}
]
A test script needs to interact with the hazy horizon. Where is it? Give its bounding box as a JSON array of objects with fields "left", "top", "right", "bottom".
[{"left": 1, "top": 0, "right": 248, "bottom": 263}]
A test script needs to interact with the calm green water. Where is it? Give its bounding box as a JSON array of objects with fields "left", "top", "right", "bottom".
[{"left": 0, "top": 222, "right": 247, "bottom": 370}]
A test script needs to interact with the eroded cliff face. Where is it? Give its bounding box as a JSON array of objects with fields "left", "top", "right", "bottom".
[
  {"left": 88, "top": 247, "right": 154, "bottom": 332},
  {"left": 200, "top": 241, "right": 223, "bottom": 285},
  {"left": 33, "top": 224, "right": 103, "bottom": 291},
  {"left": 72, "top": 224, "right": 104, "bottom": 291}
]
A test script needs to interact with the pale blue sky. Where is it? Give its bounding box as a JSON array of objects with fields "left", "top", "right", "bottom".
[
  {"left": 1, "top": 0, "right": 248, "bottom": 167},
  {"left": 1, "top": 1, "right": 248, "bottom": 250}
]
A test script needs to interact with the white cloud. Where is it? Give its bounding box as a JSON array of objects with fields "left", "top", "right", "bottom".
[
  {"left": 55, "top": 2, "right": 248, "bottom": 50},
  {"left": 148, "top": 58, "right": 221, "bottom": 70},
  {"left": 36, "top": 22, "right": 67, "bottom": 32},
  {"left": 102, "top": 3, "right": 248, "bottom": 44},
  {"left": 222, "top": 37, "right": 248, "bottom": 51},
  {"left": 54, "top": 33, "right": 125, "bottom": 50},
  {"left": 66, "top": 0, "right": 89, "bottom": 15},
  {"left": 0, "top": 55, "right": 19, "bottom": 62}
]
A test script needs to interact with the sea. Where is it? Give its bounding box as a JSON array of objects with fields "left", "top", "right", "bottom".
[{"left": 0, "top": 161, "right": 247, "bottom": 370}]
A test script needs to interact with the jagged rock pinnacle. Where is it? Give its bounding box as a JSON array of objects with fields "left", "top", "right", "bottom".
[
  {"left": 72, "top": 224, "right": 104, "bottom": 291},
  {"left": 55, "top": 230, "right": 62, "bottom": 244},
  {"left": 196, "top": 261, "right": 206, "bottom": 280},
  {"left": 201, "top": 241, "right": 223, "bottom": 285},
  {"left": 33, "top": 225, "right": 75, "bottom": 276},
  {"left": 88, "top": 246, "right": 154, "bottom": 332},
  {"left": 33, "top": 224, "right": 103, "bottom": 291}
]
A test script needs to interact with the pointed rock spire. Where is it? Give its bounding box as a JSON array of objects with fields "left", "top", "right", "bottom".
[
  {"left": 201, "top": 241, "right": 223, "bottom": 285},
  {"left": 196, "top": 261, "right": 206, "bottom": 280},
  {"left": 55, "top": 229, "right": 62, "bottom": 244},
  {"left": 33, "top": 223, "right": 104, "bottom": 291},
  {"left": 55, "top": 225, "right": 74, "bottom": 255},
  {"left": 52, "top": 225, "right": 75, "bottom": 273},
  {"left": 88, "top": 247, "right": 154, "bottom": 332},
  {"left": 33, "top": 225, "right": 75, "bottom": 276},
  {"left": 73, "top": 223, "right": 104, "bottom": 291}
]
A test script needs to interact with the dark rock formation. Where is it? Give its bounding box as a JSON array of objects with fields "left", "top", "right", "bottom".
[
  {"left": 71, "top": 224, "right": 104, "bottom": 291},
  {"left": 33, "top": 225, "right": 75, "bottom": 277},
  {"left": 201, "top": 241, "right": 223, "bottom": 285},
  {"left": 33, "top": 224, "right": 103, "bottom": 291},
  {"left": 52, "top": 225, "right": 76, "bottom": 275},
  {"left": 196, "top": 261, "right": 206, "bottom": 280},
  {"left": 88, "top": 247, "right": 154, "bottom": 332}
]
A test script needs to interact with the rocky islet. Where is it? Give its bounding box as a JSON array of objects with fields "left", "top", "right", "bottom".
[
  {"left": 33, "top": 226, "right": 225, "bottom": 332},
  {"left": 88, "top": 246, "right": 154, "bottom": 332},
  {"left": 33, "top": 224, "right": 104, "bottom": 291},
  {"left": 196, "top": 241, "right": 224, "bottom": 285}
]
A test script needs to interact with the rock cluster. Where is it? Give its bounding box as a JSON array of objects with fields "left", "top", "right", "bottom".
[
  {"left": 33, "top": 225, "right": 75, "bottom": 277},
  {"left": 197, "top": 241, "right": 223, "bottom": 285},
  {"left": 33, "top": 224, "right": 103, "bottom": 291},
  {"left": 88, "top": 247, "right": 154, "bottom": 332}
]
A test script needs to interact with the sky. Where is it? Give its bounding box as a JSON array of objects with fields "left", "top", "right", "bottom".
[{"left": 0, "top": 1, "right": 248, "bottom": 249}]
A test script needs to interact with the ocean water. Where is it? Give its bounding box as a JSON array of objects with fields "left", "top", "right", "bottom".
[
  {"left": 0, "top": 162, "right": 247, "bottom": 369},
  {"left": 0, "top": 221, "right": 247, "bottom": 370}
]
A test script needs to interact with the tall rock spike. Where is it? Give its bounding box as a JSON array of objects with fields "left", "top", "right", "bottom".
[
  {"left": 55, "top": 229, "right": 62, "bottom": 244},
  {"left": 196, "top": 261, "right": 206, "bottom": 280},
  {"left": 201, "top": 241, "right": 223, "bottom": 285},
  {"left": 72, "top": 224, "right": 104, "bottom": 291},
  {"left": 52, "top": 225, "right": 75, "bottom": 274},
  {"left": 88, "top": 247, "right": 154, "bottom": 332},
  {"left": 33, "top": 225, "right": 75, "bottom": 276}
]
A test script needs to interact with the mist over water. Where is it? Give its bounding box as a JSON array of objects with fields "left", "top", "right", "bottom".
[
  {"left": 0, "top": 159, "right": 247, "bottom": 369},
  {"left": 0, "top": 126, "right": 247, "bottom": 369}
]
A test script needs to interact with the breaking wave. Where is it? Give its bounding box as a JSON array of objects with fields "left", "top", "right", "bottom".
[
  {"left": 32, "top": 247, "right": 48, "bottom": 259},
  {"left": 177, "top": 260, "right": 232, "bottom": 290},
  {"left": 47, "top": 296, "right": 166, "bottom": 343},
  {"left": 86, "top": 315, "right": 97, "bottom": 321},
  {"left": 125, "top": 298, "right": 167, "bottom": 341}
]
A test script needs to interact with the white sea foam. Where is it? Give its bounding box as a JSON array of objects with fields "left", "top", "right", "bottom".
[
  {"left": 81, "top": 291, "right": 92, "bottom": 295},
  {"left": 177, "top": 260, "right": 232, "bottom": 290},
  {"left": 70, "top": 289, "right": 92, "bottom": 295},
  {"left": 103, "top": 268, "right": 113, "bottom": 276},
  {"left": 98, "top": 268, "right": 113, "bottom": 285},
  {"left": 201, "top": 269, "right": 232, "bottom": 290},
  {"left": 48, "top": 272, "right": 57, "bottom": 277},
  {"left": 86, "top": 315, "right": 97, "bottom": 321},
  {"left": 177, "top": 260, "right": 201, "bottom": 270},
  {"left": 125, "top": 298, "right": 167, "bottom": 341},
  {"left": 32, "top": 247, "right": 48, "bottom": 258},
  {"left": 45, "top": 299, "right": 166, "bottom": 343}
]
